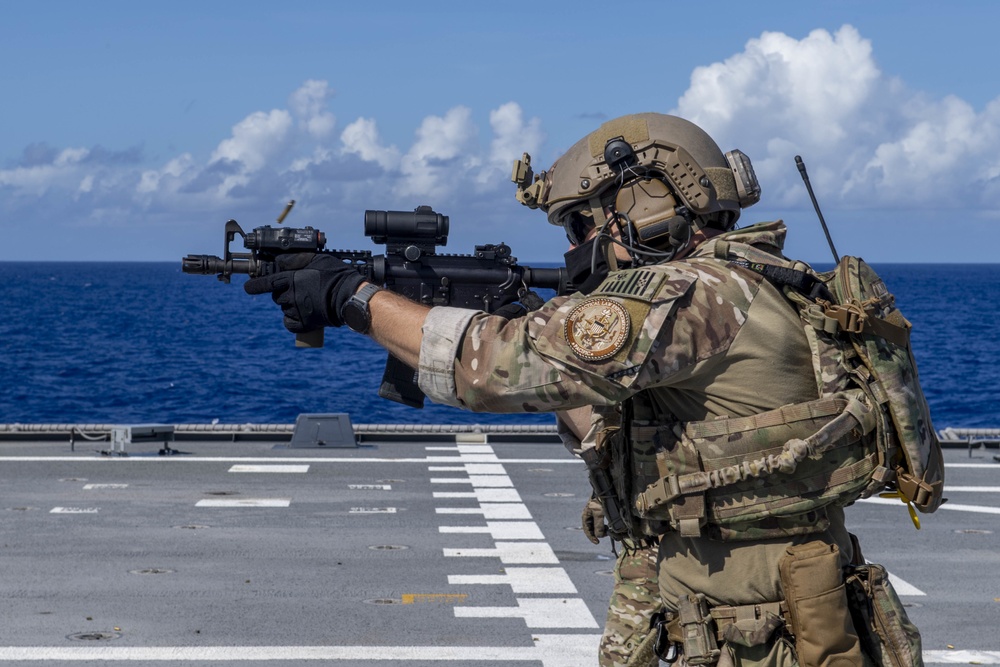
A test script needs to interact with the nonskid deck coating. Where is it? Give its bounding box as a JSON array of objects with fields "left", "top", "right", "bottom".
[{"left": 0, "top": 435, "right": 998, "bottom": 666}]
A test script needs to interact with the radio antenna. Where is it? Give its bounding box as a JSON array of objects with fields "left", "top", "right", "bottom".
[{"left": 795, "top": 156, "right": 840, "bottom": 263}]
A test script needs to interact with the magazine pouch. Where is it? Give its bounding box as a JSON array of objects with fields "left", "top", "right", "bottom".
[
  {"left": 845, "top": 563, "right": 923, "bottom": 667},
  {"left": 778, "top": 541, "right": 863, "bottom": 667}
]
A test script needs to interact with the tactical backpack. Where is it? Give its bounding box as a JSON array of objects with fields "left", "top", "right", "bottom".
[
  {"left": 610, "top": 238, "right": 944, "bottom": 540},
  {"left": 804, "top": 254, "right": 944, "bottom": 518}
]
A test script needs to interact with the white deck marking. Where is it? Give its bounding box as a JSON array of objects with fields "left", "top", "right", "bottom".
[
  {"left": 228, "top": 464, "right": 309, "bottom": 473},
  {"left": 888, "top": 573, "right": 926, "bottom": 596},
  {"left": 454, "top": 598, "right": 599, "bottom": 628},
  {"left": 426, "top": 454, "right": 502, "bottom": 463},
  {"left": 0, "top": 456, "right": 579, "bottom": 464},
  {"left": 439, "top": 521, "right": 545, "bottom": 540},
  {"left": 924, "top": 651, "right": 1000, "bottom": 664},
  {"left": 436, "top": 503, "right": 532, "bottom": 519},
  {"left": 433, "top": 489, "right": 523, "bottom": 502},
  {"left": 431, "top": 475, "right": 514, "bottom": 487},
  {"left": 349, "top": 507, "right": 397, "bottom": 514},
  {"left": 428, "top": 464, "right": 508, "bottom": 475},
  {"left": 0, "top": 635, "right": 602, "bottom": 666},
  {"left": 449, "top": 567, "right": 578, "bottom": 594},
  {"left": 444, "top": 541, "right": 558, "bottom": 564},
  {"left": 0, "top": 645, "right": 995, "bottom": 664},
  {"left": 425, "top": 445, "right": 494, "bottom": 454},
  {"left": 945, "top": 463, "right": 1000, "bottom": 469},
  {"left": 859, "top": 497, "right": 1000, "bottom": 515},
  {"left": 349, "top": 484, "right": 392, "bottom": 490},
  {"left": 195, "top": 499, "right": 291, "bottom": 508},
  {"left": 944, "top": 486, "right": 1000, "bottom": 492},
  {"left": 456, "top": 445, "right": 494, "bottom": 453},
  {"left": 50, "top": 507, "right": 99, "bottom": 514},
  {"left": 83, "top": 483, "right": 128, "bottom": 489}
]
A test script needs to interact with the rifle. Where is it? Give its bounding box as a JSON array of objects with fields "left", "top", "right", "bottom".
[{"left": 182, "top": 203, "right": 570, "bottom": 408}]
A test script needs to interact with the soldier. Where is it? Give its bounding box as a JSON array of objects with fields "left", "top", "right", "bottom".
[{"left": 246, "top": 113, "right": 928, "bottom": 666}]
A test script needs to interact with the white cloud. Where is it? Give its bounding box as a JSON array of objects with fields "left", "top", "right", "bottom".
[
  {"left": 340, "top": 117, "right": 401, "bottom": 171},
  {"left": 489, "top": 102, "right": 543, "bottom": 166},
  {"left": 397, "top": 106, "right": 478, "bottom": 198},
  {"left": 288, "top": 79, "right": 336, "bottom": 139},
  {"left": 209, "top": 109, "right": 293, "bottom": 173},
  {"left": 479, "top": 102, "right": 544, "bottom": 185},
  {"left": 672, "top": 25, "right": 1000, "bottom": 212}
]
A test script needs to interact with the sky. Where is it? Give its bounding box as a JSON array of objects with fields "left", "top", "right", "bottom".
[{"left": 3, "top": 1, "right": 1000, "bottom": 264}]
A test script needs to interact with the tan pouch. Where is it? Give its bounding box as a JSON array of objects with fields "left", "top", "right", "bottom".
[
  {"left": 778, "top": 541, "right": 863, "bottom": 667},
  {"left": 845, "top": 563, "right": 923, "bottom": 667}
]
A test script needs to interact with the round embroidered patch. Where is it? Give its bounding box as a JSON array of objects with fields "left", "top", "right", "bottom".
[{"left": 564, "top": 297, "right": 631, "bottom": 361}]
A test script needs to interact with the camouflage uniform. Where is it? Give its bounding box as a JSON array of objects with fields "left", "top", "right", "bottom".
[
  {"left": 417, "top": 221, "right": 859, "bottom": 665},
  {"left": 557, "top": 408, "right": 662, "bottom": 667}
]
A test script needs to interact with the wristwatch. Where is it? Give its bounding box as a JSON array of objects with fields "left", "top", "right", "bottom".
[{"left": 341, "top": 283, "right": 383, "bottom": 334}]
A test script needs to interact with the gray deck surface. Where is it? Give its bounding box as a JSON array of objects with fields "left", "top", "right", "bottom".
[{"left": 0, "top": 437, "right": 997, "bottom": 666}]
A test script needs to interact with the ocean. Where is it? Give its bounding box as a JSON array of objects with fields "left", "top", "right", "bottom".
[{"left": 0, "top": 262, "right": 996, "bottom": 428}]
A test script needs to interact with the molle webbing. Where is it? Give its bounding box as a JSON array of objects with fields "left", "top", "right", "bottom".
[
  {"left": 663, "top": 601, "right": 791, "bottom": 644},
  {"left": 634, "top": 392, "right": 877, "bottom": 531}
]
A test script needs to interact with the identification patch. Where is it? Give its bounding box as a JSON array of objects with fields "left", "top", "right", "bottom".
[{"left": 564, "top": 297, "right": 631, "bottom": 362}]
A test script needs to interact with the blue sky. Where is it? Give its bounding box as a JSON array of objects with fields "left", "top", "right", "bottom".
[{"left": 3, "top": 1, "right": 1000, "bottom": 263}]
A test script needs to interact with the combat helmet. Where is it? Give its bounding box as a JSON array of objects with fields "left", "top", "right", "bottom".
[{"left": 513, "top": 113, "right": 761, "bottom": 262}]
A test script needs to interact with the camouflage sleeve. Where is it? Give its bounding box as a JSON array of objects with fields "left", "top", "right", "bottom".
[
  {"left": 417, "top": 261, "right": 757, "bottom": 415},
  {"left": 416, "top": 265, "right": 700, "bottom": 413}
]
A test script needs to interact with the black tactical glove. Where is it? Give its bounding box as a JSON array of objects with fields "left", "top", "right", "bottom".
[
  {"left": 581, "top": 496, "right": 609, "bottom": 545},
  {"left": 564, "top": 237, "right": 614, "bottom": 295},
  {"left": 244, "top": 253, "right": 365, "bottom": 332}
]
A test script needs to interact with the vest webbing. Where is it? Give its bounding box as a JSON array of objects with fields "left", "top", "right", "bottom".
[{"left": 634, "top": 392, "right": 877, "bottom": 524}]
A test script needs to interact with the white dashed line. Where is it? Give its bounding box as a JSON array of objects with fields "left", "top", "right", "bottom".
[
  {"left": 436, "top": 503, "right": 532, "bottom": 519},
  {"left": 439, "top": 521, "right": 545, "bottom": 540},
  {"left": 433, "top": 489, "right": 523, "bottom": 502},
  {"left": 428, "top": 464, "right": 508, "bottom": 474},
  {"left": 228, "top": 464, "right": 310, "bottom": 473},
  {"left": 449, "top": 567, "right": 578, "bottom": 594},
  {"left": 83, "top": 483, "right": 128, "bottom": 489},
  {"left": 349, "top": 484, "right": 392, "bottom": 490},
  {"left": 431, "top": 476, "right": 514, "bottom": 487},
  {"left": 195, "top": 499, "right": 291, "bottom": 508},
  {"left": 444, "top": 541, "right": 559, "bottom": 564},
  {"left": 349, "top": 507, "right": 397, "bottom": 514},
  {"left": 454, "top": 598, "right": 599, "bottom": 628},
  {"left": 50, "top": 507, "right": 99, "bottom": 514}
]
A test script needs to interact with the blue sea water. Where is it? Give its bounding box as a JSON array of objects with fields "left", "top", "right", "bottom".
[{"left": 0, "top": 262, "right": 997, "bottom": 428}]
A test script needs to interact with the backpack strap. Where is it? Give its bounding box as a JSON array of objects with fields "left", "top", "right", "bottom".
[{"left": 717, "top": 244, "right": 910, "bottom": 347}]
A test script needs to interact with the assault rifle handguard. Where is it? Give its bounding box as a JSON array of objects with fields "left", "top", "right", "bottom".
[{"left": 182, "top": 204, "right": 571, "bottom": 408}]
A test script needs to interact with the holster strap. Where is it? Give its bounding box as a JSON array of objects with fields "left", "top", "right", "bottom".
[{"left": 665, "top": 601, "right": 791, "bottom": 644}]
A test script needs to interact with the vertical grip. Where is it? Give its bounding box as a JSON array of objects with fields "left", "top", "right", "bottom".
[
  {"left": 295, "top": 329, "right": 325, "bottom": 348},
  {"left": 378, "top": 354, "right": 426, "bottom": 408}
]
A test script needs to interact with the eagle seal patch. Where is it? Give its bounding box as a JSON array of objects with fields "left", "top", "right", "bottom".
[{"left": 564, "top": 297, "right": 631, "bottom": 361}]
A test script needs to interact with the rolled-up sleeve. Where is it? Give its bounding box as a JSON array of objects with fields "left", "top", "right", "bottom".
[{"left": 417, "top": 306, "right": 479, "bottom": 407}]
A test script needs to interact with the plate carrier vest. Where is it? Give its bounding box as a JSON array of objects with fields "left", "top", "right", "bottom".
[{"left": 603, "top": 238, "right": 945, "bottom": 542}]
